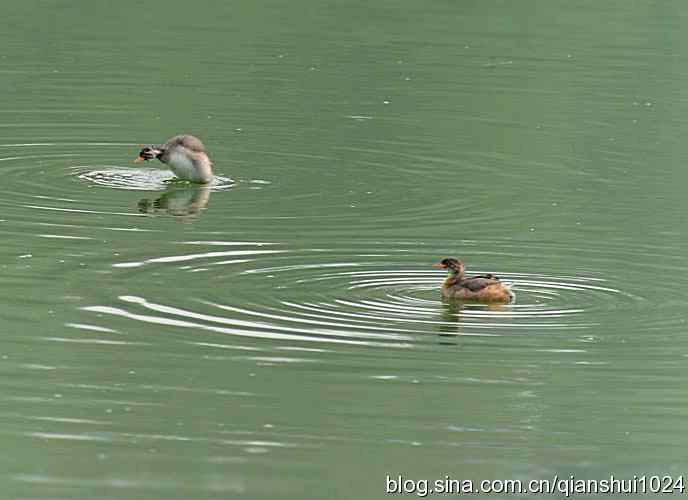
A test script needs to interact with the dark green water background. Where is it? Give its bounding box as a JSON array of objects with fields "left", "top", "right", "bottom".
[{"left": 1, "top": 1, "right": 687, "bottom": 498}]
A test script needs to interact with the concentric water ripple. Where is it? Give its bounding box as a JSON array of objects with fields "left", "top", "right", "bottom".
[
  {"left": 0, "top": 142, "right": 242, "bottom": 222},
  {"left": 1, "top": 139, "right": 588, "bottom": 228},
  {"left": 79, "top": 243, "right": 651, "bottom": 347},
  {"left": 0, "top": 136, "right": 660, "bottom": 232},
  {"left": 231, "top": 263, "right": 643, "bottom": 336},
  {"left": 0, "top": 141, "right": 234, "bottom": 193}
]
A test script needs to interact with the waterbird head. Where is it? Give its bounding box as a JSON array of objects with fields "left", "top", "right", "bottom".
[
  {"left": 134, "top": 145, "right": 163, "bottom": 162},
  {"left": 432, "top": 258, "right": 464, "bottom": 275}
]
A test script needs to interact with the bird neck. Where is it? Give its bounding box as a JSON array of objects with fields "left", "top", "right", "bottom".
[{"left": 443, "top": 269, "right": 463, "bottom": 287}]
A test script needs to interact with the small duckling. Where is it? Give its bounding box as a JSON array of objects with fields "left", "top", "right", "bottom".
[
  {"left": 433, "top": 258, "right": 514, "bottom": 303},
  {"left": 135, "top": 134, "right": 213, "bottom": 183}
]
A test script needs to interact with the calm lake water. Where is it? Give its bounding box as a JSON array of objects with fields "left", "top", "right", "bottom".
[{"left": 2, "top": 1, "right": 688, "bottom": 498}]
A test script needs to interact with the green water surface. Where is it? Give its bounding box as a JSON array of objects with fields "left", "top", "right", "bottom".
[{"left": 1, "top": 1, "right": 687, "bottom": 499}]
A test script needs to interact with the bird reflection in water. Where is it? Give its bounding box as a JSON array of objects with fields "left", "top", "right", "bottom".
[
  {"left": 437, "top": 298, "right": 507, "bottom": 345},
  {"left": 438, "top": 298, "right": 463, "bottom": 345},
  {"left": 137, "top": 183, "right": 211, "bottom": 221}
]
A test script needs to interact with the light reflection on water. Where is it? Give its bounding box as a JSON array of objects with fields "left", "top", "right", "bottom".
[{"left": 78, "top": 245, "right": 648, "bottom": 346}]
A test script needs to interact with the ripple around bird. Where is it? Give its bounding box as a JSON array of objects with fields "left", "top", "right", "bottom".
[{"left": 78, "top": 243, "right": 650, "bottom": 348}]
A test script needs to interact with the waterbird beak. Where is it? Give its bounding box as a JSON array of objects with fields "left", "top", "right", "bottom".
[
  {"left": 432, "top": 263, "right": 445, "bottom": 269},
  {"left": 133, "top": 156, "right": 144, "bottom": 163}
]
